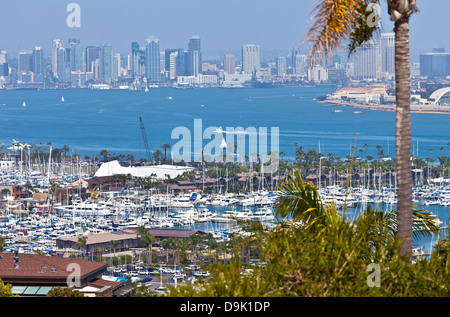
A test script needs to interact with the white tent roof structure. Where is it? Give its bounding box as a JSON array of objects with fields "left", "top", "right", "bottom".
[{"left": 94, "top": 160, "right": 194, "bottom": 179}]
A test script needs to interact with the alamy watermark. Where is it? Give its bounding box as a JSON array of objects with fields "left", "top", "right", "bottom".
[
  {"left": 366, "top": 3, "right": 381, "bottom": 28},
  {"left": 66, "top": 263, "right": 81, "bottom": 288},
  {"left": 66, "top": 3, "right": 81, "bottom": 28},
  {"left": 171, "top": 119, "right": 280, "bottom": 173},
  {"left": 366, "top": 263, "right": 381, "bottom": 288}
]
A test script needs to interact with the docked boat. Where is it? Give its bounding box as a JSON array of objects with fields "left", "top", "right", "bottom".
[{"left": 249, "top": 207, "right": 275, "bottom": 222}]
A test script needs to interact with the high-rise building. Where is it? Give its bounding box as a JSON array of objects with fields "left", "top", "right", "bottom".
[
  {"left": 242, "top": 44, "right": 260, "bottom": 75},
  {"left": 32, "top": 47, "right": 44, "bottom": 75},
  {"left": 420, "top": 48, "right": 450, "bottom": 78},
  {"left": 52, "top": 39, "right": 63, "bottom": 77},
  {"left": 99, "top": 44, "right": 113, "bottom": 83},
  {"left": 168, "top": 51, "right": 179, "bottom": 80},
  {"left": 18, "top": 51, "right": 33, "bottom": 81},
  {"left": 70, "top": 44, "right": 84, "bottom": 72},
  {"left": 188, "top": 35, "right": 202, "bottom": 76},
  {"left": 113, "top": 53, "right": 121, "bottom": 81},
  {"left": 294, "top": 54, "right": 306, "bottom": 76},
  {"left": 276, "top": 56, "right": 287, "bottom": 76},
  {"left": 0, "top": 50, "right": 8, "bottom": 77},
  {"left": 57, "top": 47, "right": 67, "bottom": 82},
  {"left": 380, "top": 33, "right": 395, "bottom": 78},
  {"left": 352, "top": 39, "right": 381, "bottom": 80},
  {"left": 145, "top": 35, "right": 161, "bottom": 83},
  {"left": 223, "top": 54, "right": 236, "bottom": 74},
  {"left": 131, "top": 42, "right": 141, "bottom": 78},
  {"left": 165, "top": 48, "right": 179, "bottom": 76},
  {"left": 85, "top": 46, "right": 100, "bottom": 73}
]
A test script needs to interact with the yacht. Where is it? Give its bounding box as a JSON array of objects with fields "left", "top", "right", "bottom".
[
  {"left": 250, "top": 207, "right": 275, "bottom": 222},
  {"left": 55, "top": 198, "right": 115, "bottom": 217}
]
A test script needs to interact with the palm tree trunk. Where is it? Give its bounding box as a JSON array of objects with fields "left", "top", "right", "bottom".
[{"left": 394, "top": 18, "right": 413, "bottom": 263}]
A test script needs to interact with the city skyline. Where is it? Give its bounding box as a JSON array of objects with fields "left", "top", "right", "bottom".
[{"left": 1, "top": 1, "right": 450, "bottom": 62}]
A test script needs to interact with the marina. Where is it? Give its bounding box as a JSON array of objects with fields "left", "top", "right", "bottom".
[{"left": 0, "top": 154, "right": 448, "bottom": 257}]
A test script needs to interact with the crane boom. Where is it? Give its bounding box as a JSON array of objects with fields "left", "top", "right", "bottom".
[{"left": 139, "top": 116, "right": 151, "bottom": 162}]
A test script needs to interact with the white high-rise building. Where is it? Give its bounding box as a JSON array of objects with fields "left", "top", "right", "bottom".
[
  {"left": 169, "top": 51, "right": 179, "bottom": 80},
  {"left": 52, "top": 39, "right": 63, "bottom": 77},
  {"left": 242, "top": 44, "right": 260, "bottom": 75},
  {"left": 276, "top": 57, "right": 287, "bottom": 76},
  {"left": 352, "top": 38, "right": 381, "bottom": 81},
  {"left": 380, "top": 33, "right": 395, "bottom": 79},
  {"left": 113, "top": 53, "right": 121, "bottom": 81},
  {"left": 294, "top": 54, "right": 306, "bottom": 77}
]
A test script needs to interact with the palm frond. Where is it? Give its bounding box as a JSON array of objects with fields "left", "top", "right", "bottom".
[
  {"left": 276, "top": 169, "right": 324, "bottom": 224},
  {"left": 303, "top": 0, "right": 374, "bottom": 66},
  {"left": 385, "top": 206, "right": 443, "bottom": 240}
]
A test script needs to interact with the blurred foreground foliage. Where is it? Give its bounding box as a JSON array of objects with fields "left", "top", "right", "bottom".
[{"left": 167, "top": 171, "right": 449, "bottom": 297}]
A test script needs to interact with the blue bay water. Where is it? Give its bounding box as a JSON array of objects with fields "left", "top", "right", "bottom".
[
  {"left": 0, "top": 86, "right": 449, "bottom": 252},
  {"left": 1, "top": 87, "right": 449, "bottom": 160}
]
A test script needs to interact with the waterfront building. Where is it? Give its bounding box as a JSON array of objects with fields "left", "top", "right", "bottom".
[
  {"left": 95, "top": 160, "right": 195, "bottom": 179},
  {"left": 352, "top": 38, "right": 381, "bottom": 81},
  {"left": 308, "top": 65, "right": 328, "bottom": 82},
  {"left": 222, "top": 73, "right": 253, "bottom": 87},
  {"left": 145, "top": 35, "right": 161, "bottom": 83},
  {"left": 223, "top": 54, "right": 236, "bottom": 74},
  {"left": 99, "top": 44, "right": 113, "bottom": 83},
  {"left": 242, "top": 44, "right": 260, "bottom": 75},
  {"left": 177, "top": 74, "right": 218, "bottom": 85},
  {"left": 188, "top": 35, "right": 202, "bottom": 77},
  {"left": 380, "top": 33, "right": 395, "bottom": 79},
  {"left": 0, "top": 253, "right": 129, "bottom": 297},
  {"left": 70, "top": 70, "right": 86, "bottom": 88},
  {"left": 420, "top": 48, "right": 450, "bottom": 78}
]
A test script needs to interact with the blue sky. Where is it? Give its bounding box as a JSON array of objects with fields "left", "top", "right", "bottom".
[{"left": 1, "top": 0, "right": 449, "bottom": 62}]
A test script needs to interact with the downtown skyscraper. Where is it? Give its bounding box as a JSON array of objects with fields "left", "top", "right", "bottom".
[
  {"left": 223, "top": 54, "right": 236, "bottom": 74},
  {"left": 352, "top": 38, "right": 381, "bottom": 81},
  {"left": 145, "top": 35, "right": 161, "bottom": 83},
  {"left": 380, "top": 33, "right": 395, "bottom": 79},
  {"left": 188, "top": 35, "right": 202, "bottom": 76},
  {"left": 99, "top": 43, "right": 113, "bottom": 83},
  {"left": 242, "top": 44, "right": 260, "bottom": 75}
]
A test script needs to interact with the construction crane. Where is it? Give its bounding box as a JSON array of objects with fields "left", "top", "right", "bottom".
[{"left": 139, "top": 116, "right": 152, "bottom": 162}]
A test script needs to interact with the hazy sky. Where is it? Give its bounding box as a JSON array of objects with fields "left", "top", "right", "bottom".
[{"left": 1, "top": 0, "right": 449, "bottom": 62}]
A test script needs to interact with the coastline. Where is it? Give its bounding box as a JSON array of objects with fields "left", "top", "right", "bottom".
[{"left": 320, "top": 99, "right": 450, "bottom": 114}]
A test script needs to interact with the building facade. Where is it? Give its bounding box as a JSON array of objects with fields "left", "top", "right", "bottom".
[{"left": 242, "top": 44, "right": 260, "bottom": 75}]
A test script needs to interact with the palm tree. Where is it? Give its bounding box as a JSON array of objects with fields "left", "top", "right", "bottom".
[
  {"left": 161, "top": 143, "right": 171, "bottom": 158},
  {"left": 62, "top": 145, "right": 69, "bottom": 160},
  {"left": 108, "top": 240, "right": 120, "bottom": 258},
  {"left": 75, "top": 236, "right": 87, "bottom": 258},
  {"left": 137, "top": 225, "right": 156, "bottom": 267},
  {"left": 100, "top": 149, "right": 110, "bottom": 162},
  {"left": 305, "top": 0, "right": 418, "bottom": 262},
  {"left": 276, "top": 169, "right": 441, "bottom": 245}
]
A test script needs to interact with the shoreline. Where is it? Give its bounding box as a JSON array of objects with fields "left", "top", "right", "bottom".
[{"left": 320, "top": 99, "right": 450, "bottom": 114}]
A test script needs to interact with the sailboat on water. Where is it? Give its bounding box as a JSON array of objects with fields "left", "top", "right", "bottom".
[
  {"left": 22, "top": 101, "right": 26, "bottom": 107},
  {"left": 61, "top": 96, "right": 65, "bottom": 102}
]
